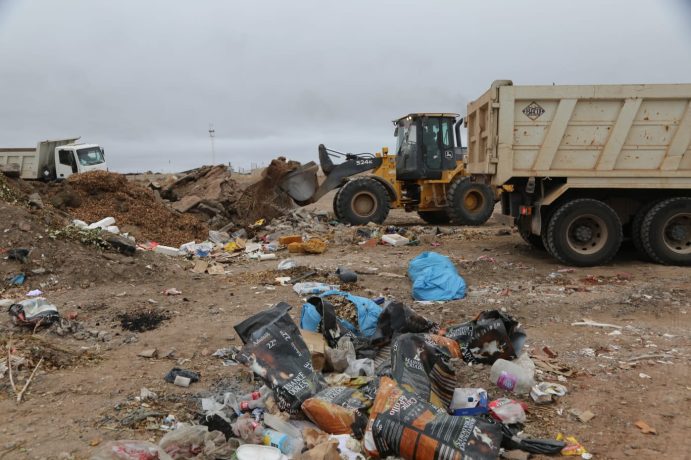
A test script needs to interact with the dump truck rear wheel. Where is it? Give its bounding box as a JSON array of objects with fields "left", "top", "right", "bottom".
[
  {"left": 546, "top": 199, "right": 622, "bottom": 266},
  {"left": 336, "top": 177, "right": 390, "bottom": 225},
  {"left": 631, "top": 200, "right": 663, "bottom": 261},
  {"left": 417, "top": 210, "right": 450, "bottom": 225},
  {"left": 446, "top": 179, "right": 495, "bottom": 225},
  {"left": 640, "top": 197, "right": 691, "bottom": 266}
]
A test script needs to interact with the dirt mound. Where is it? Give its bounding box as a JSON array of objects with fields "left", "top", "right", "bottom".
[
  {"left": 63, "top": 171, "right": 207, "bottom": 246},
  {"left": 233, "top": 158, "right": 298, "bottom": 224}
]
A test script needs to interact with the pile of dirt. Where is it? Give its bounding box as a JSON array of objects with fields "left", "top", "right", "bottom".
[
  {"left": 233, "top": 158, "right": 299, "bottom": 224},
  {"left": 161, "top": 158, "right": 300, "bottom": 228},
  {"left": 59, "top": 171, "right": 207, "bottom": 246},
  {"left": 160, "top": 165, "right": 242, "bottom": 228}
]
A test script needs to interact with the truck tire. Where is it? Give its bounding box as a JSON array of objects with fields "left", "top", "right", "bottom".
[
  {"left": 545, "top": 199, "right": 622, "bottom": 266},
  {"left": 631, "top": 200, "right": 663, "bottom": 260},
  {"left": 640, "top": 197, "right": 691, "bottom": 266},
  {"left": 417, "top": 210, "right": 450, "bottom": 225},
  {"left": 446, "top": 178, "right": 495, "bottom": 226},
  {"left": 336, "top": 177, "right": 390, "bottom": 225},
  {"left": 332, "top": 188, "right": 344, "bottom": 220}
]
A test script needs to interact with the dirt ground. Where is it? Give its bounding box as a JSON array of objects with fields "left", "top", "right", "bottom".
[{"left": 1, "top": 189, "right": 689, "bottom": 460}]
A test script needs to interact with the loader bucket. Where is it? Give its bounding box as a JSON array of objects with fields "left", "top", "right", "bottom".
[{"left": 280, "top": 161, "right": 319, "bottom": 203}]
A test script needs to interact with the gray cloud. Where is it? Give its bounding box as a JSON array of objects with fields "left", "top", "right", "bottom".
[{"left": 0, "top": 0, "right": 690, "bottom": 172}]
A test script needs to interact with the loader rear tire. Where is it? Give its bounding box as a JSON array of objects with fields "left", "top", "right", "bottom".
[
  {"left": 336, "top": 177, "right": 390, "bottom": 225},
  {"left": 417, "top": 210, "right": 450, "bottom": 225},
  {"left": 446, "top": 178, "right": 495, "bottom": 225}
]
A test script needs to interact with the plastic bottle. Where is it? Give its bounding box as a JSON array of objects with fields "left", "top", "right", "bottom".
[
  {"left": 238, "top": 392, "right": 269, "bottom": 412},
  {"left": 239, "top": 385, "right": 271, "bottom": 402},
  {"left": 489, "top": 358, "right": 535, "bottom": 395},
  {"left": 262, "top": 428, "right": 303, "bottom": 456}
]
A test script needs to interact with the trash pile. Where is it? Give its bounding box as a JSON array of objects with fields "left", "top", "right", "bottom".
[{"left": 89, "top": 252, "right": 583, "bottom": 460}]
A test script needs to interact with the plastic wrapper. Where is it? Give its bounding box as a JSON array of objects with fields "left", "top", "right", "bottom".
[
  {"left": 390, "top": 333, "right": 461, "bottom": 409},
  {"left": 9, "top": 298, "right": 59, "bottom": 327},
  {"left": 408, "top": 251, "right": 466, "bottom": 301},
  {"left": 235, "top": 303, "right": 325, "bottom": 414},
  {"left": 365, "top": 377, "right": 502, "bottom": 459},
  {"left": 302, "top": 386, "right": 372, "bottom": 436},
  {"left": 159, "top": 424, "right": 237, "bottom": 459},
  {"left": 442, "top": 310, "right": 526, "bottom": 364},
  {"left": 90, "top": 440, "right": 172, "bottom": 460}
]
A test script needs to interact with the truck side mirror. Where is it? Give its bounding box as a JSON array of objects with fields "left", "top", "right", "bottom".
[
  {"left": 393, "top": 127, "right": 399, "bottom": 137},
  {"left": 100, "top": 147, "right": 105, "bottom": 157}
]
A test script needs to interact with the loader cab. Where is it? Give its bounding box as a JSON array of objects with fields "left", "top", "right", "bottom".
[{"left": 394, "top": 113, "right": 460, "bottom": 181}]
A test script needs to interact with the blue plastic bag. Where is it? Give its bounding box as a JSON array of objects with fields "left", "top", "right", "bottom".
[
  {"left": 300, "top": 290, "right": 382, "bottom": 337},
  {"left": 408, "top": 251, "right": 466, "bottom": 301}
]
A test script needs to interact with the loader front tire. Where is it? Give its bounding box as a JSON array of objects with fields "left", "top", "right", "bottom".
[
  {"left": 446, "top": 178, "right": 495, "bottom": 225},
  {"left": 332, "top": 188, "right": 344, "bottom": 220},
  {"left": 336, "top": 177, "right": 390, "bottom": 225}
]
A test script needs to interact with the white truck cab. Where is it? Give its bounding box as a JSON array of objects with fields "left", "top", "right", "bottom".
[{"left": 0, "top": 137, "right": 107, "bottom": 180}]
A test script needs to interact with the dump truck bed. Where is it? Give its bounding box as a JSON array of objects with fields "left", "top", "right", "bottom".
[{"left": 466, "top": 81, "right": 691, "bottom": 190}]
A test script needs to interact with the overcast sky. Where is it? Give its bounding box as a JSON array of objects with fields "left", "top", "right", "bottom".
[{"left": 1, "top": 0, "right": 690, "bottom": 172}]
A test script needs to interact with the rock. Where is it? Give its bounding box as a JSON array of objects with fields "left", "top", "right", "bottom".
[
  {"left": 31, "top": 268, "right": 47, "bottom": 275},
  {"left": 17, "top": 221, "right": 31, "bottom": 232},
  {"left": 103, "top": 233, "right": 136, "bottom": 256},
  {"left": 171, "top": 195, "right": 203, "bottom": 213},
  {"left": 27, "top": 193, "right": 44, "bottom": 209},
  {"left": 138, "top": 348, "right": 158, "bottom": 358},
  {"left": 98, "top": 331, "right": 111, "bottom": 342}
]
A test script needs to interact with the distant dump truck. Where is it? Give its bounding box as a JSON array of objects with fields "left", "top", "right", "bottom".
[
  {"left": 0, "top": 137, "right": 107, "bottom": 180},
  {"left": 466, "top": 80, "right": 691, "bottom": 266}
]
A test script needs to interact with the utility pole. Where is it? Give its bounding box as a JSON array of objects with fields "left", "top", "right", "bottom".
[{"left": 208, "top": 123, "right": 216, "bottom": 165}]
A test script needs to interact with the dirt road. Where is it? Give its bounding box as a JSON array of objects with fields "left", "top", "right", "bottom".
[{"left": 1, "top": 196, "right": 689, "bottom": 459}]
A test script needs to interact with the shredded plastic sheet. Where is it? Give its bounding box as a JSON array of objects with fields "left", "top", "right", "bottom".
[
  {"left": 442, "top": 310, "right": 526, "bottom": 364},
  {"left": 235, "top": 303, "right": 325, "bottom": 414},
  {"left": 9, "top": 298, "right": 59, "bottom": 326},
  {"left": 370, "top": 301, "right": 439, "bottom": 346},
  {"left": 408, "top": 252, "right": 466, "bottom": 301},
  {"left": 365, "top": 377, "right": 502, "bottom": 460}
]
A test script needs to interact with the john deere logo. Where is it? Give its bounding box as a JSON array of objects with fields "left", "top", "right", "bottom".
[{"left": 522, "top": 102, "right": 545, "bottom": 120}]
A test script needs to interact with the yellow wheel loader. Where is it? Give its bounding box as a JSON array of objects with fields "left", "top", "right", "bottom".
[{"left": 280, "top": 113, "right": 496, "bottom": 226}]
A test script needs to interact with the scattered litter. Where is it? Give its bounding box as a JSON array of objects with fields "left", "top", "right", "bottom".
[
  {"left": 488, "top": 398, "right": 527, "bottom": 423},
  {"left": 335, "top": 267, "right": 357, "bottom": 283},
  {"left": 557, "top": 433, "right": 591, "bottom": 458},
  {"left": 569, "top": 408, "right": 596, "bottom": 423},
  {"left": 6, "top": 273, "right": 25, "bottom": 286},
  {"left": 449, "top": 388, "right": 488, "bottom": 416},
  {"left": 26, "top": 289, "right": 43, "bottom": 297},
  {"left": 277, "top": 259, "right": 297, "bottom": 270},
  {"left": 571, "top": 318, "right": 623, "bottom": 329},
  {"left": 163, "top": 288, "right": 182, "bottom": 296},
  {"left": 530, "top": 382, "right": 568, "bottom": 404},
  {"left": 303, "top": 238, "right": 328, "bottom": 254},
  {"left": 381, "top": 233, "right": 409, "bottom": 246},
  {"left": 138, "top": 348, "right": 158, "bottom": 358},
  {"left": 634, "top": 420, "right": 657, "bottom": 435},
  {"left": 293, "top": 282, "right": 339, "bottom": 296},
  {"left": 164, "top": 368, "right": 200, "bottom": 385},
  {"left": 639, "top": 372, "right": 652, "bottom": 379},
  {"left": 9, "top": 298, "right": 59, "bottom": 327}
]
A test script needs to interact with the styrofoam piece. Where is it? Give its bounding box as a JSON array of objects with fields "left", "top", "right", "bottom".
[
  {"left": 382, "top": 234, "right": 410, "bottom": 246},
  {"left": 155, "top": 245, "right": 182, "bottom": 256},
  {"left": 72, "top": 219, "right": 88, "bottom": 228},
  {"left": 235, "top": 445, "right": 287, "bottom": 460},
  {"left": 87, "top": 217, "right": 116, "bottom": 229},
  {"left": 105, "top": 225, "right": 120, "bottom": 234}
]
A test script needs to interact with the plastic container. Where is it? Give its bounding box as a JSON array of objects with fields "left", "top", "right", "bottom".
[
  {"left": 488, "top": 398, "right": 527, "bottom": 424},
  {"left": 235, "top": 444, "right": 287, "bottom": 460},
  {"left": 262, "top": 429, "right": 303, "bottom": 456},
  {"left": 489, "top": 357, "right": 535, "bottom": 395},
  {"left": 449, "top": 388, "right": 488, "bottom": 416}
]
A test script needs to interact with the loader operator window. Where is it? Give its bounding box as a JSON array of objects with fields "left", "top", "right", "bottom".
[
  {"left": 396, "top": 121, "right": 417, "bottom": 158},
  {"left": 422, "top": 118, "right": 442, "bottom": 169}
]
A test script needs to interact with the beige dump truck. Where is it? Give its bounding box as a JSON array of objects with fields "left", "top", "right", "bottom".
[{"left": 466, "top": 80, "right": 691, "bottom": 266}]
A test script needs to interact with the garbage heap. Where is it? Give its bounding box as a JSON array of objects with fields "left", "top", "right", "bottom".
[{"left": 94, "top": 252, "right": 577, "bottom": 460}]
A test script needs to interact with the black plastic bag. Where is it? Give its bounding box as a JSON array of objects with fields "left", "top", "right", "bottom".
[
  {"left": 234, "top": 302, "right": 325, "bottom": 414},
  {"left": 443, "top": 310, "right": 526, "bottom": 364},
  {"left": 390, "top": 333, "right": 461, "bottom": 409},
  {"left": 370, "top": 301, "right": 439, "bottom": 347}
]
